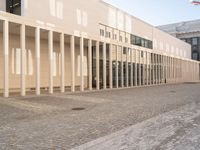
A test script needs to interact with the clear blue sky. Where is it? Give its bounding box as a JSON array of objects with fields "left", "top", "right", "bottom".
[{"left": 104, "top": 0, "right": 200, "bottom": 26}]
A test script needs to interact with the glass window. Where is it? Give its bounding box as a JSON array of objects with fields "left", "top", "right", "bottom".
[
  {"left": 123, "top": 47, "right": 127, "bottom": 54},
  {"left": 113, "top": 34, "right": 117, "bottom": 40},
  {"left": 100, "top": 29, "right": 104, "bottom": 36},
  {"left": 186, "top": 38, "right": 192, "bottom": 44},
  {"left": 148, "top": 41, "right": 153, "bottom": 49},
  {"left": 106, "top": 31, "right": 111, "bottom": 38},
  {"left": 144, "top": 40, "right": 148, "bottom": 48},
  {"left": 141, "top": 51, "right": 144, "bottom": 58},
  {"left": 130, "top": 34, "right": 152, "bottom": 49},
  {"left": 141, "top": 39, "right": 145, "bottom": 47},
  {"left": 130, "top": 35, "right": 136, "bottom": 45},
  {"left": 135, "top": 37, "right": 141, "bottom": 46},
  {"left": 192, "top": 38, "right": 198, "bottom": 45},
  {"left": 192, "top": 52, "right": 199, "bottom": 60},
  {"left": 6, "top": 0, "right": 21, "bottom": 15}
]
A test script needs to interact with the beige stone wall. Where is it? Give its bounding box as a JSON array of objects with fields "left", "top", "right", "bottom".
[
  {"left": 16, "top": 0, "right": 191, "bottom": 59},
  {"left": 0, "top": 32, "right": 89, "bottom": 90}
]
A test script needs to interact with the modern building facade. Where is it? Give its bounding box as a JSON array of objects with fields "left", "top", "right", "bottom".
[
  {"left": 0, "top": 0, "right": 199, "bottom": 97},
  {"left": 158, "top": 19, "right": 200, "bottom": 61}
]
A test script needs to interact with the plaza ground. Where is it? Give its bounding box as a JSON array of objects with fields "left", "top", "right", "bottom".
[{"left": 0, "top": 83, "right": 200, "bottom": 149}]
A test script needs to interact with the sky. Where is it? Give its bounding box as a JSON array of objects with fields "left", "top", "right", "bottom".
[{"left": 104, "top": 0, "right": 200, "bottom": 26}]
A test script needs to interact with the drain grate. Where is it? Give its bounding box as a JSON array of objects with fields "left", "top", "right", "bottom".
[
  {"left": 170, "top": 91, "right": 176, "bottom": 93},
  {"left": 72, "top": 107, "right": 85, "bottom": 111}
]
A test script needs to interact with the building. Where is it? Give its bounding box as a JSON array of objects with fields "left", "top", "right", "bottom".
[
  {"left": 158, "top": 19, "right": 200, "bottom": 61},
  {"left": 0, "top": 0, "right": 199, "bottom": 97}
]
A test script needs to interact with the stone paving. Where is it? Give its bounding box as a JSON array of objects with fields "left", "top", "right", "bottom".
[
  {"left": 72, "top": 100, "right": 200, "bottom": 150},
  {"left": 0, "top": 83, "right": 200, "bottom": 149}
]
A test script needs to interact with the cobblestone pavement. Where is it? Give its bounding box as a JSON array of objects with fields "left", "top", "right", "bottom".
[
  {"left": 0, "top": 83, "right": 200, "bottom": 150},
  {"left": 72, "top": 99, "right": 200, "bottom": 150}
]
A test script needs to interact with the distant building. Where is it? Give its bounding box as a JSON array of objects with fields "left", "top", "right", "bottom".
[{"left": 158, "top": 20, "right": 200, "bottom": 61}]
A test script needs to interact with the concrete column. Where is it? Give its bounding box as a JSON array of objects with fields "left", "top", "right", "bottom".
[
  {"left": 159, "top": 55, "right": 162, "bottom": 84},
  {"left": 3, "top": 20, "right": 9, "bottom": 97},
  {"left": 193, "top": 62, "right": 195, "bottom": 81},
  {"left": 196, "top": 63, "right": 198, "bottom": 80},
  {"left": 116, "top": 46, "right": 119, "bottom": 88},
  {"left": 179, "top": 59, "right": 181, "bottom": 81},
  {"left": 194, "top": 63, "right": 195, "bottom": 81},
  {"left": 167, "top": 57, "right": 169, "bottom": 81},
  {"left": 191, "top": 62, "right": 192, "bottom": 81},
  {"left": 126, "top": 48, "right": 129, "bottom": 87},
  {"left": 170, "top": 57, "right": 172, "bottom": 81},
  {"left": 181, "top": 60, "right": 183, "bottom": 81},
  {"left": 158, "top": 55, "right": 160, "bottom": 84},
  {"left": 158, "top": 55, "right": 161, "bottom": 84},
  {"left": 142, "top": 52, "right": 145, "bottom": 86},
  {"left": 168, "top": 57, "right": 170, "bottom": 81},
  {"left": 35, "top": 27, "right": 40, "bottom": 95},
  {"left": 177, "top": 59, "right": 179, "bottom": 82},
  {"left": 135, "top": 50, "right": 137, "bottom": 86},
  {"left": 199, "top": 63, "right": 200, "bottom": 80},
  {"left": 96, "top": 41, "right": 100, "bottom": 90},
  {"left": 161, "top": 55, "right": 163, "bottom": 83},
  {"left": 70, "top": 36, "right": 75, "bottom": 92},
  {"left": 173, "top": 58, "right": 175, "bottom": 81},
  {"left": 198, "top": 63, "right": 199, "bottom": 80},
  {"left": 20, "top": 24, "right": 26, "bottom": 96},
  {"left": 172, "top": 57, "right": 174, "bottom": 81},
  {"left": 152, "top": 54, "right": 155, "bottom": 84},
  {"left": 155, "top": 55, "right": 158, "bottom": 84},
  {"left": 166, "top": 56, "right": 167, "bottom": 81},
  {"left": 48, "top": 30, "right": 53, "bottom": 94},
  {"left": 109, "top": 44, "right": 113, "bottom": 89},
  {"left": 169, "top": 57, "right": 171, "bottom": 80},
  {"left": 172, "top": 58, "right": 174, "bottom": 82},
  {"left": 176, "top": 59, "right": 178, "bottom": 82},
  {"left": 130, "top": 49, "right": 133, "bottom": 87},
  {"left": 178, "top": 59, "right": 180, "bottom": 81},
  {"left": 162, "top": 55, "right": 164, "bottom": 83},
  {"left": 174, "top": 58, "right": 176, "bottom": 83},
  {"left": 190, "top": 61, "right": 194, "bottom": 81},
  {"left": 149, "top": 53, "right": 152, "bottom": 85},
  {"left": 165, "top": 56, "right": 167, "bottom": 83},
  {"left": 139, "top": 50, "right": 141, "bottom": 86},
  {"left": 88, "top": 39, "right": 92, "bottom": 91},
  {"left": 80, "top": 37, "right": 84, "bottom": 92},
  {"left": 198, "top": 63, "right": 200, "bottom": 80},
  {"left": 182, "top": 60, "right": 184, "bottom": 81},
  {"left": 60, "top": 33, "right": 65, "bottom": 93},
  {"left": 197, "top": 63, "right": 198, "bottom": 80},
  {"left": 199, "top": 62, "right": 200, "bottom": 81},
  {"left": 121, "top": 47, "right": 124, "bottom": 88},
  {"left": 159, "top": 55, "right": 161, "bottom": 84},
  {"left": 146, "top": 52, "right": 148, "bottom": 85},
  {"left": 103, "top": 42, "right": 106, "bottom": 90}
]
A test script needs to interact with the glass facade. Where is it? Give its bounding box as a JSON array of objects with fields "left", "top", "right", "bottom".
[
  {"left": 182, "top": 37, "right": 200, "bottom": 61},
  {"left": 99, "top": 24, "right": 153, "bottom": 50},
  {"left": 130, "top": 35, "right": 153, "bottom": 49},
  {"left": 6, "top": 0, "right": 21, "bottom": 15}
]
